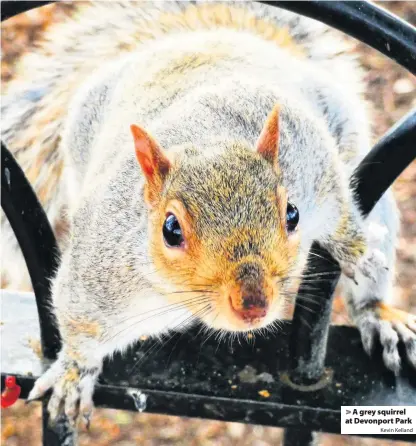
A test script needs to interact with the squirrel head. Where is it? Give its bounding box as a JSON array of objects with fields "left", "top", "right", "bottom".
[{"left": 130, "top": 105, "right": 301, "bottom": 332}]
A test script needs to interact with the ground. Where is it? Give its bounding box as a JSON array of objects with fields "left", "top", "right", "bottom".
[{"left": 1, "top": 2, "right": 415, "bottom": 445}]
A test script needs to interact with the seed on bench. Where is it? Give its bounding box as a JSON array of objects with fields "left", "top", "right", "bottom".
[{"left": 258, "top": 390, "right": 270, "bottom": 398}]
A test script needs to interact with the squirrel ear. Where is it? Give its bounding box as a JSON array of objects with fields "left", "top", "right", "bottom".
[
  {"left": 256, "top": 105, "right": 280, "bottom": 170},
  {"left": 130, "top": 124, "right": 171, "bottom": 188}
]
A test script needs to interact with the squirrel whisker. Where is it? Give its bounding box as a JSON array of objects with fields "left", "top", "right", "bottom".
[
  {"left": 102, "top": 297, "right": 212, "bottom": 344},
  {"left": 166, "top": 306, "right": 216, "bottom": 366},
  {"left": 166, "top": 289, "right": 215, "bottom": 295},
  {"left": 198, "top": 316, "right": 222, "bottom": 348},
  {"left": 128, "top": 304, "right": 212, "bottom": 375},
  {"left": 104, "top": 295, "right": 214, "bottom": 327}
]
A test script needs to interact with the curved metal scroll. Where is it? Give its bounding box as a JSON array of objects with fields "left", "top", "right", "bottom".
[{"left": 1, "top": 143, "right": 62, "bottom": 359}]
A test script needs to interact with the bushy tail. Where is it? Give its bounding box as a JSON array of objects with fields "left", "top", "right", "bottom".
[{"left": 1, "top": 0, "right": 355, "bottom": 289}]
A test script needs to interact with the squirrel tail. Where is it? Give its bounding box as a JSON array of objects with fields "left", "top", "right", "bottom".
[{"left": 1, "top": 1, "right": 357, "bottom": 289}]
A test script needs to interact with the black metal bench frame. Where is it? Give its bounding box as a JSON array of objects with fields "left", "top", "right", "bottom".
[{"left": 1, "top": 2, "right": 416, "bottom": 445}]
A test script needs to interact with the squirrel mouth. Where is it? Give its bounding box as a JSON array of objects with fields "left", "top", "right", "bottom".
[{"left": 228, "top": 296, "right": 268, "bottom": 326}]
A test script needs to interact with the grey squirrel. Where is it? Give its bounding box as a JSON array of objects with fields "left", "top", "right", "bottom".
[{"left": 1, "top": 1, "right": 415, "bottom": 429}]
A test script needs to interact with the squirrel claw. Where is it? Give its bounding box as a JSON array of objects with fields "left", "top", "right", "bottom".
[
  {"left": 359, "top": 248, "right": 387, "bottom": 283},
  {"left": 83, "top": 413, "right": 92, "bottom": 431},
  {"left": 25, "top": 396, "right": 42, "bottom": 405},
  {"left": 340, "top": 263, "right": 358, "bottom": 285},
  {"left": 29, "top": 355, "right": 99, "bottom": 428},
  {"left": 341, "top": 248, "right": 387, "bottom": 285},
  {"left": 356, "top": 303, "right": 416, "bottom": 374}
]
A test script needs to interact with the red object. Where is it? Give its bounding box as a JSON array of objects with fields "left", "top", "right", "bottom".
[{"left": 1, "top": 375, "right": 21, "bottom": 408}]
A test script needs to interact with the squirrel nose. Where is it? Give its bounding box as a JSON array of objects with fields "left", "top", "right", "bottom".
[{"left": 231, "top": 294, "right": 269, "bottom": 322}]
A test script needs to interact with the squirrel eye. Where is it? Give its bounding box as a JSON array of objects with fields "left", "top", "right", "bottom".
[
  {"left": 163, "top": 213, "right": 184, "bottom": 248},
  {"left": 286, "top": 202, "right": 299, "bottom": 232}
]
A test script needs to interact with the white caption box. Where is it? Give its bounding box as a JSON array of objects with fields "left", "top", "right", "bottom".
[{"left": 341, "top": 406, "right": 416, "bottom": 435}]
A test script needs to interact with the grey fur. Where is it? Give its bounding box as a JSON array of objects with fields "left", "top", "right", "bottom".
[{"left": 2, "top": 1, "right": 412, "bottom": 429}]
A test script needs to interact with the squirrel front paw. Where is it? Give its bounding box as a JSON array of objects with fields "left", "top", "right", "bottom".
[
  {"left": 27, "top": 355, "right": 100, "bottom": 427},
  {"left": 340, "top": 247, "right": 388, "bottom": 284},
  {"left": 355, "top": 302, "right": 416, "bottom": 374},
  {"left": 328, "top": 219, "right": 389, "bottom": 284}
]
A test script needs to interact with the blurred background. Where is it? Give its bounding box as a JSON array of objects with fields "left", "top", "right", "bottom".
[{"left": 1, "top": 1, "right": 415, "bottom": 445}]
